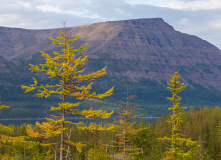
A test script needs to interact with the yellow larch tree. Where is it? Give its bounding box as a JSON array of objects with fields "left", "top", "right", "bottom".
[
  {"left": 22, "top": 29, "right": 114, "bottom": 160},
  {"left": 159, "top": 70, "right": 199, "bottom": 159}
]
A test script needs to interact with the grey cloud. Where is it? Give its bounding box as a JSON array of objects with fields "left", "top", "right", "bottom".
[{"left": 0, "top": 0, "right": 101, "bottom": 29}]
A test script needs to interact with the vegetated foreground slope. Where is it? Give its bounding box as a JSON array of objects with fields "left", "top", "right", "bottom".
[{"left": 0, "top": 18, "right": 221, "bottom": 119}]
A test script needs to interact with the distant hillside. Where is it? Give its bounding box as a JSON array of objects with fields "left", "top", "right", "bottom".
[{"left": 0, "top": 18, "right": 221, "bottom": 120}]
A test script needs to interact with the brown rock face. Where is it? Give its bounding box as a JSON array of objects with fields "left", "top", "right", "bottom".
[{"left": 0, "top": 18, "right": 221, "bottom": 90}]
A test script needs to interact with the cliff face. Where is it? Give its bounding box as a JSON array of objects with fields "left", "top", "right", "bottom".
[
  {"left": 0, "top": 18, "right": 221, "bottom": 95},
  {"left": 71, "top": 18, "right": 221, "bottom": 90}
]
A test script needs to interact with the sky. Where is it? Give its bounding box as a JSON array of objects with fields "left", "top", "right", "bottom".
[{"left": 1, "top": 0, "right": 221, "bottom": 49}]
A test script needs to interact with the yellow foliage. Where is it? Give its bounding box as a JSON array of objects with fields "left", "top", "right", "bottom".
[
  {"left": 21, "top": 77, "right": 38, "bottom": 93},
  {"left": 63, "top": 140, "right": 86, "bottom": 153},
  {"left": 27, "top": 124, "right": 43, "bottom": 138},
  {"left": 51, "top": 102, "right": 80, "bottom": 111},
  {"left": 0, "top": 124, "right": 14, "bottom": 134},
  {"left": 27, "top": 122, "right": 62, "bottom": 139},
  {"left": 75, "top": 142, "right": 86, "bottom": 153},
  {"left": 73, "top": 107, "right": 114, "bottom": 118},
  {"left": 78, "top": 122, "right": 115, "bottom": 132},
  {"left": 0, "top": 105, "right": 10, "bottom": 110},
  {"left": 0, "top": 153, "right": 21, "bottom": 160}
]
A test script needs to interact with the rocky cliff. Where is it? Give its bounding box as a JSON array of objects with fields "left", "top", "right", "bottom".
[{"left": 1, "top": 18, "right": 221, "bottom": 90}]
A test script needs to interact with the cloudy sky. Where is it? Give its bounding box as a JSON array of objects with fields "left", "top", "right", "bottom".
[{"left": 1, "top": 0, "right": 221, "bottom": 48}]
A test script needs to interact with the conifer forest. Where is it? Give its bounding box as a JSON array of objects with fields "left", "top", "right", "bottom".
[{"left": 1, "top": 30, "right": 221, "bottom": 160}]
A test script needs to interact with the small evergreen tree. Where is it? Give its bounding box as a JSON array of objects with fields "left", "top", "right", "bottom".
[{"left": 22, "top": 29, "right": 114, "bottom": 160}]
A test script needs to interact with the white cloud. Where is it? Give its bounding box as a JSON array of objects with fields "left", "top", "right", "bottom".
[
  {"left": 126, "top": 0, "right": 221, "bottom": 10},
  {"left": 165, "top": 0, "right": 221, "bottom": 10},
  {"left": 209, "top": 20, "right": 221, "bottom": 28},
  {"left": 18, "top": 1, "right": 31, "bottom": 8},
  {"left": 36, "top": 5, "right": 62, "bottom": 13},
  {"left": 0, "top": 14, "right": 20, "bottom": 24},
  {"left": 126, "top": 0, "right": 163, "bottom": 6}
]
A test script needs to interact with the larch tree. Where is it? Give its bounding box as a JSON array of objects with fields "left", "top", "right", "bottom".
[
  {"left": 159, "top": 70, "right": 199, "bottom": 159},
  {"left": 22, "top": 29, "right": 114, "bottom": 160},
  {"left": 114, "top": 88, "right": 143, "bottom": 160},
  {"left": 79, "top": 122, "right": 115, "bottom": 160}
]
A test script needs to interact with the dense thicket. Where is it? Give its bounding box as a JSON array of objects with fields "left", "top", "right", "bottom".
[{"left": 1, "top": 107, "right": 221, "bottom": 159}]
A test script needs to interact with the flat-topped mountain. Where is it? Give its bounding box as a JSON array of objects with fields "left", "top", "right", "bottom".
[
  {"left": 1, "top": 18, "right": 221, "bottom": 119},
  {"left": 1, "top": 18, "right": 221, "bottom": 88}
]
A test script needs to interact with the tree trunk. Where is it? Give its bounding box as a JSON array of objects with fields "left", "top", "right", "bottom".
[
  {"left": 60, "top": 95, "right": 66, "bottom": 160},
  {"left": 66, "top": 128, "right": 71, "bottom": 160},
  {"left": 60, "top": 109, "right": 65, "bottom": 160},
  {"left": 123, "top": 121, "right": 126, "bottom": 160}
]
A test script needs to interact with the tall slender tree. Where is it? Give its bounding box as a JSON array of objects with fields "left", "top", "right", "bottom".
[
  {"left": 22, "top": 29, "right": 114, "bottom": 159},
  {"left": 159, "top": 70, "right": 199, "bottom": 159}
]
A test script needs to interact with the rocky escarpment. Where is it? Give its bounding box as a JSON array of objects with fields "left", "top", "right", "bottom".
[
  {"left": 0, "top": 18, "right": 221, "bottom": 91},
  {"left": 69, "top": 18, "right": 221, "bottom": 90}
]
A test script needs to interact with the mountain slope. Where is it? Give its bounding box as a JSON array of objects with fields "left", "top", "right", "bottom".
[
  {"left": 1, "top": 18, "right": 221, "bottom": 89},
  {"left": 0, "top": 18, "right": 221, "bottom": 119}
]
